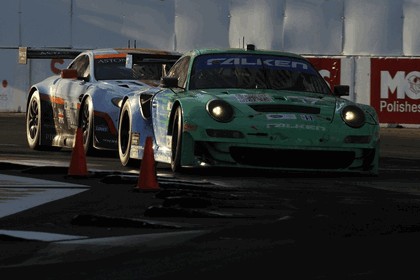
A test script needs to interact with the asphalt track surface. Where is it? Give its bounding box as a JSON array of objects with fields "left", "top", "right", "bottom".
[{"left": 1, "top": 113, "right": 420, "bottom": 279}]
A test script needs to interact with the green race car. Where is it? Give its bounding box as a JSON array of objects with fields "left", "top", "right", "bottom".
[{"left": 118, "top": 45, "right": 380, "bottom": 175}]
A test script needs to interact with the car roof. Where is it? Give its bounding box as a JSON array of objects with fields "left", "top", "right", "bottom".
[
  {"left": 90, "top": 48, "right": 182, "bottom": 57},
  {"left": 184, "top": 47, "right": 306, "bottom": 60}
]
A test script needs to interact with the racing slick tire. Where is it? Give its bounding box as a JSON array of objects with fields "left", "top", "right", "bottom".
[
  {"left": 118, "top": 101, "right": 141, "bottom": 168},
  {"left": 80, "top": 97, "right": 95, "bottom": 155},
  {"left": 171, "top": 106, "right": 183, "bottom": 172},
  {"left": 26, "top": 91, "right": 60, "bottom": 151}
]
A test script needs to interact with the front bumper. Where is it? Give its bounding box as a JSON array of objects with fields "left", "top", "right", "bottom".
[
  {"left": 193, "top": 141, "right": 378, "bottom": 173},
  {"left": 180, "top": 124, "right": 380, "bottom": 174}
]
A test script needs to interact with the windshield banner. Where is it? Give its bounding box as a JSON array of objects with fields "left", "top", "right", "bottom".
[{"left": 195, "top": 54, "right": 317, "bottom": 75}]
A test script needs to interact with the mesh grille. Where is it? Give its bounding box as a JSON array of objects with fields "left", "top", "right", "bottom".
[
  {"left": 249, "top": 104, "right": 320, "bottom": 114},
  {"left": 230, "top": 147, "right": 355, "bottom": 169}
]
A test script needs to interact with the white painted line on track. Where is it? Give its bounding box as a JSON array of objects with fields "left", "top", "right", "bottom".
[
  {"left": 380, "top": 167, "right": 420, "bottom": 172},
  {"left": 8, "top": 230, "right": 210, "bottom": 267},
  {"left": 344, "top": 180, "right": 420, "bottom": 196},
  {"left": 1, "top": 159, "right": 69, "bottom": 167},
  {"left": 0, "top": 229, "right": 87, "bottom": 242},
  {"left": 0, "top": 174, "right": 89, "bottom": 218}
]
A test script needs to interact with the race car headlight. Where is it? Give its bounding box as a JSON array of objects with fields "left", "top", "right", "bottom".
[
  {"left": 206, "top": 99, "right": 234, "bottom": 122},
  {"left": 341, "top": 105, "right": 365, "bottom": 128},
  {"left": 111, "top": 97, "right": 123, "bottom": 108}
]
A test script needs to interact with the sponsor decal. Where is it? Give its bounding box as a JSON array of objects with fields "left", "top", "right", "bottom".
[
  {"left": 96, "top": 58, "right": 125, "bottom": 64},
  {"left": 195, "top": 54, "right": 317, "bottom": 75},
  {"left": 267, "top": 123, "right": 326, "bottom": 131},
  {"left": 306, "top": 57, "right": 341, "bottom": 90},
  {"left": 287, "top": 96, "right": 322, "bottom": 105},
  {"left": 300, "top": 114, "right": 315, "bottom": 121},
  {"left": 131, "top": 133, "right": 140, "bottom": 146},
  {"left": 101, "top": 138, "right": 117, "bottom": 144},
  {"left": 371, "top": 58, "right": 420, "bottom": 124},
  {"left": 266, "top": 113, "right": 296, "bottom": 120},
  {"left": 235, "top": 93, "right": 273, "bottom": 103},
  {"left": 206, "top": 57, "right": 309, "bottom": 70},
  {"left": 95, "top": 125, "right": 109, "bottom": 132},
  {"left": 50, "top": 96, "right": 65, "bottom": 105},
  {"left": 95, "top": 54, "right": 127, "bottom": 64}
]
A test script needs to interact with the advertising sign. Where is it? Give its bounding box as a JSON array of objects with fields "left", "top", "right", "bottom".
[
  {"left": 371, "top": 58, "right": 420, "bottom": 124},
  {"left": 306, "top": 57, "right": 341, "bottom": 90}
]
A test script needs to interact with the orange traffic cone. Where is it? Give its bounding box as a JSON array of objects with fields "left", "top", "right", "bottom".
[
  {"left": 68, "top": 127, "right": 88, "bottom": 177},
  {"left": 136, "top": 136, "right": 159, "bottom": 191}
]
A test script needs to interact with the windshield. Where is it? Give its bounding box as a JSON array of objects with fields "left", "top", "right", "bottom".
[
  {"left": 190, "top": 54, "right": 331, "bottom": 94},
  {"left": 94, "top": 56, "right": 172, "bottom": 86}
]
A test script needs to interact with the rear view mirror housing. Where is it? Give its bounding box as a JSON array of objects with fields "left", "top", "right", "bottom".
[
  {"left": 160, "top": 77, "right": 179, "bottom": 88},
  {"left": 333, "top": 85, "right": 350, "bottom": 96},
  {"left": 61, "top": 69, "right": 78, "bottom": 79}
]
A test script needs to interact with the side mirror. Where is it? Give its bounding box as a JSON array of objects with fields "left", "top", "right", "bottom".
[
  {"left": 160, "top": 77, "right": 179, "bottom": 88},
  {"left": 333, "top": 85, "right": 349, "bottom": 96},
  {"left": 61, "top": 69, "right": 78, "bottom": 79}
]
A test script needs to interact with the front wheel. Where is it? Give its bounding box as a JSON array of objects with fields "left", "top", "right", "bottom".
[
  {"left": 118, "top": 101, "right": 140, "bottom": 168},
  {"left": 171, "top": 106, "right": 183, "bottom": 172},
  {"left": 26, "top": 91, "right": 42, "bottom": 150},
  {"left": 80, "top": 97, "right": 94, "bottom": 155}
]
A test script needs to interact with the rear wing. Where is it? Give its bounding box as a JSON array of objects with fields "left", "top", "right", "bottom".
[
  {"left": 18, "top": 47, "right": 182, "bottom": 65},
  {"left": 18, "top": 47, "right": 84, "bottom": 64}
]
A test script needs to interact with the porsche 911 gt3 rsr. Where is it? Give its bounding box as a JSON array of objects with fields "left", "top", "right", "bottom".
[
  {"left": 23, "top": 47, "right": 181, "bottom": 154},
  {"left": 118, "top": 45, "right": 380, "bottom": 175}
]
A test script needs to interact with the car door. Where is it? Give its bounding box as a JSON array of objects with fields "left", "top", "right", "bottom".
[
  {"left": 54, "top": 54, "right": 91, "bottom": 135},
  {"left": 152, "top": 56, "right": 190, "bottom": 149}
]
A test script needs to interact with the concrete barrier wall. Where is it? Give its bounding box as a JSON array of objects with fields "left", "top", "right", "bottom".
[{"left": 1, "top": 0, "right": 420, "bottom": 126}]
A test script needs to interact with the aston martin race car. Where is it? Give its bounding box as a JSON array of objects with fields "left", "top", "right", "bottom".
[
  {"left": 23, "top": 47, "right": 181, "bottom": 153},
  {"left": 118, "top": 45, "right": 380, "bottom": 174}
]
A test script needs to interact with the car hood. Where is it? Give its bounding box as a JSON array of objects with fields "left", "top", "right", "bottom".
[
  {"left": 191, "top": 88, "right": 339, "bottom": 123},
  {"left": 95, "top": 80, "right": 150, "bottom": 94}
]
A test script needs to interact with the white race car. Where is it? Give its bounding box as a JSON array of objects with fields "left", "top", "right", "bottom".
[{"left": 21, "top": 47, "right": 181, "bottom": 154}]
